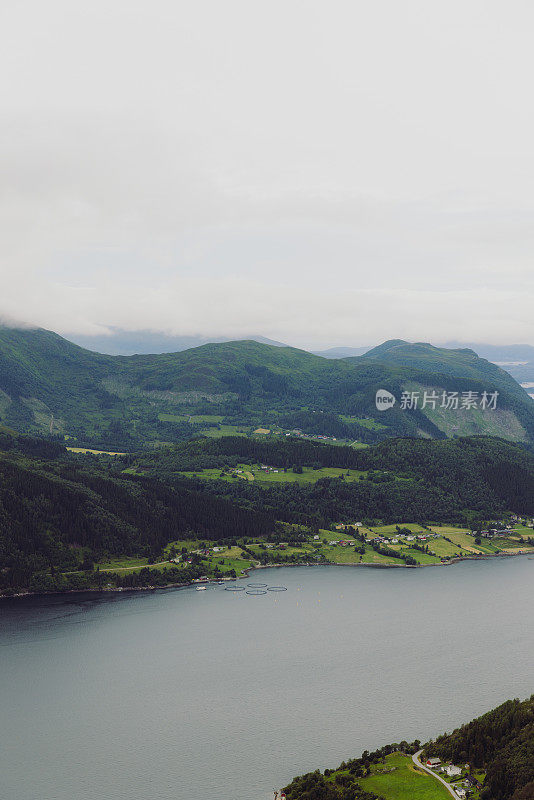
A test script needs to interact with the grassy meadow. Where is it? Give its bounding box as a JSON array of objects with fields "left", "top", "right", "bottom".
[
  {"left": 67, "top": 523, "right": 534, "bottom": 585},
  {"left": 354, "top": 753, "right": 452, "bottom": 800}
]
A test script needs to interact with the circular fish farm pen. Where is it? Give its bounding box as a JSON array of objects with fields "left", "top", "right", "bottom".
[{"left": 224, "top": 583, "right": 288, "bottom": 594}]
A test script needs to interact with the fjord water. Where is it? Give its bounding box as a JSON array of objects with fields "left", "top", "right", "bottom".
[{"left": 1, "top": 559, "right": 533, "bottom": 800}]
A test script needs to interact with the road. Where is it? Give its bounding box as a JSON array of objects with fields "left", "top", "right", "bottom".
[
  {"left": 64, "top": 560, "right": 172, "bottom": 575},
  {"left": 412, "top": 750, "right": 459, "bottom": 798}
]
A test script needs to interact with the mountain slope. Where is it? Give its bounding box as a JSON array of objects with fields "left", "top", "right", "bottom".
[
  {"left": 358, "top": 340, "right": 534, "bottom": 440},
  {"left": 0, "top": 326, "right": 532, "bottom": 447},
  {"left": 359, "top": 339, "right": 524, "bottom": 387}
]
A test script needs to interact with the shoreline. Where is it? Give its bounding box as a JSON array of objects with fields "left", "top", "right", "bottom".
[{"left": 1, "top": 549, "right": 532, "bottom": 603}]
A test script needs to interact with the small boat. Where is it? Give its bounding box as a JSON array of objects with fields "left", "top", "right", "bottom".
[{"left": 196, "top": 585, "right": 207, "bottom": 591}]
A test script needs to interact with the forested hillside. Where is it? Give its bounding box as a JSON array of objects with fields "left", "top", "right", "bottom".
[
  {"left": 137, "top": 435, "right": 534, "bottom": 522},
  {"left": 0, "top": 430, "right": 274, "bottom": 592},
  {"left": 426, "top": 696, "right": 534, "bottom": 800},
  {"left": 1, "top": 326, "right": 533, "bottom": 447},
  {"left": 2, "top": 422, "right": 534, "bottom": 594}
]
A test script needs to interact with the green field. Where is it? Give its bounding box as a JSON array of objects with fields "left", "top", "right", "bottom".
[
  {"left": 355, "top": 753, "right": 452, "bottom": 800},
  {"left": 326, "top": 544, "right": 402, "bottom": 565},
  {"left": 179, "top": 463, "right": 368, "bottom": 484},
  {"left": 157, "top": 413, "right": 227, "bottom": 424},
  {"left": 340, "top": 414, "right": 388, "bottom": 431},
  {"left": 351, "top": 523, "right": 534, "bottom": 561},
  {"left": 83, "top": 522, "right": 534, "bottom": 584},
  {"left": 97, "top": 556, "right": 152, "bottom": 570},
  {"left": 200, "top": 424, "right": 251, "bottom": 438},
  {"left": 66, "top": 446, "right": 127, "bottom": 455},
  {"left": 368, "top": 523, "right": 427, "bottom": 536}
]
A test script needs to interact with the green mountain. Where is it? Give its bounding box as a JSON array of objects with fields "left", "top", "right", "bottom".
[
  {"left": 359, "top": 339, "right": 519, "bottom": 381},
  {"left": 0, "top": 327, "right": 532, "bottom": 447}
]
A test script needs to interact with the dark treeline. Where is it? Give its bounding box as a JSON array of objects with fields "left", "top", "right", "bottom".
[
  {"left": 25, "top": 563, "right": 208, "bottom": 595},
  {"left": 181, "top": 473, "right": 505, "bottom": 528},
  {"left": 141, "top": 435, "right": 534, "bottom": 517},
  {"left": 0, "top": 444, "right": 274, "bottom": 592},
  {"left": 425, "top": 696, "right": 534, "bottom": 800},
  {"left": 283, "top": 772, "right": 382, "bottom": 800},
  {"left": 284, "top": 740, "right": 421, "bottom": 800},
  {"left": 139, "top": 435, "right": 367, "bottom": 472},
  {"left": 142, "top": 435, "right": 534, "bottom": 523}
]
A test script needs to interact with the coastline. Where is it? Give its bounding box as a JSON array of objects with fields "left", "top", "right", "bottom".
[{"left": 1, "top": 548, "right": 532, "bottom": 603}]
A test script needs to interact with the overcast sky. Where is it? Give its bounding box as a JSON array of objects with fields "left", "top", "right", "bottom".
[{"left": 1, "top": 0, "right": 533, "bottom": 348}]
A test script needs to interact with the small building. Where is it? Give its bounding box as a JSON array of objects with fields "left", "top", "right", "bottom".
[
  {"left": 446, "top": 765, "right": 462, "bottom": 777},
  {"left": 466, "top": 775, "right": 482, "bottom": 789},
  {"left": 427, "top": 757, "right": 441, "bottom": 768},
  {"left": 455, "top": 789, "right": 466, "bottom": 799}
]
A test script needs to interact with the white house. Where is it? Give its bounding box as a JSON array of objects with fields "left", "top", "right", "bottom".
[
  {"left": 455, "top": 789, "right": 466, "bottom": 799},
  {"left": 446, "top": 765, "right": 462, "bottom": 777}
]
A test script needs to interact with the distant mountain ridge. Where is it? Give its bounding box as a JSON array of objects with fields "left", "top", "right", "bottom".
[
  {"left": 313, "top": 345, "right": 371, "bottom": 358},
  {"left": 65, "top": 328, "right": 288, "bottom": 355},
  {"left": 0, "top": 326, "right": 532, "bottom": 447},
  {"left": 62, "top": 329, "right": 534, "bottom": 384}
]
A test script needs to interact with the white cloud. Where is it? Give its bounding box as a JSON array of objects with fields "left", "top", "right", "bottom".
[{"left": 0, "top": 0, "right": 533, "bottom": 347}]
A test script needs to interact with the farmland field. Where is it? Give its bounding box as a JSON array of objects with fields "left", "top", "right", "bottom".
[
  {"left": 178, "top": 464, "right": 368, "bottom": 483},
  {"left": 355, "top": 753, "right": 452, "bottom": 800},
  {"left": 66, "top": 446, "right": 127, "bottom": 455}
]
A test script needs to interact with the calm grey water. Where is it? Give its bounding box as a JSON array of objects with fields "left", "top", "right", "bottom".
[{"left": 1, "top": 558, "right": 533, "bottom": 800}]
